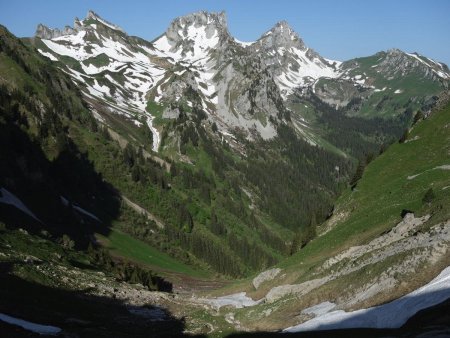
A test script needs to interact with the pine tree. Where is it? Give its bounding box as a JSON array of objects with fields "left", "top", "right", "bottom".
[
  {"left": 413, "top": 110, "right": 424, "bottom": 125},
  {"left": 212, "top": 122, "right": 218, "bottom": 133},
  {"left": 422, "top": 188, "right": 435, "bottom": 204},
  {"left": 399, "top": 129, "right": 409, "bottom": 143},
  {"left": 350, "top": 160, "right": 365, "bottom": 188},
  {"left": 123, "top": 143, "right": 135, "bottom": 167},
  {"left": 131, "top": 165, "right": 140, "bottom": 182}
]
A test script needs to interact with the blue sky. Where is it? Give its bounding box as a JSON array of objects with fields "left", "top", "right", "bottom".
[{"left": 1, "top": 0, "right": 449, "bottom": 65}]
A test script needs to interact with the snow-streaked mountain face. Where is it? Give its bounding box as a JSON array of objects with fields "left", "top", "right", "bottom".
[
  {"left": 34, "top": 10, "right": 450, "bottom": 151},
  {"left": 153, "top": 11, "right": 227, "bottom": 64},
  {"left": 251, "top": 21, "right": 342, "bottom": 99},
  {"left": 35, "top": 11, "right": 169, "bottom": 151},
  {"left": 305, "top": 49, "right": 450, "bottom": 116},
  {"left": 149, "top": 11, "right": 287, "bottom": 140},
  {"left": 339, "top": 48, "right": 450, "bottom": 88}
]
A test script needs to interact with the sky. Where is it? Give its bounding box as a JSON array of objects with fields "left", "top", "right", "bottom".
[{"left": 0, "top": 0, "right": 449, "bottom": 65}]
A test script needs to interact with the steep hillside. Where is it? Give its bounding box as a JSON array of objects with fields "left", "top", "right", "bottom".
[
  {"left": 0, "top": 23, "right": 116, "bottom": 244},
  {"left": 211, "top": 97, "right": 450, "bottom": 333}
]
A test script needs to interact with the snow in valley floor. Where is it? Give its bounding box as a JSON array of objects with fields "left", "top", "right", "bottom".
[{"left": 283, "top": 265, "right": 450, "bottom": 332}]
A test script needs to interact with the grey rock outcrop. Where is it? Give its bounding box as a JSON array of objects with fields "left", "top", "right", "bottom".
[
  {"left": 252, "top": 268, "right": 282, "bottom": 289},
  {"left": 161, "top": 11, "right": 231, "bottom": 60},
  {"left": 35, "top": 10, "right": 123, "bottom": 40},
  {"left": 35, "top": 24, "right": 75, "bottom": 39},
  {"left": 265, "top": 277, "right": 329, "bottom": 303},
  {"left": 86, "top": 10, "right": 124, "bottom": 32}
]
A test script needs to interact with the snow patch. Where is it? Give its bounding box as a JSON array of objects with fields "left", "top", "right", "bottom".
[
  {"left": 284, "top": 265, "right": 450, "bottom": 332},
  {"left": 73, "top": 206, "right": 100, "bottom": 222},
  {"left": 146, "top": 115, "right": 160, "bottom": 152},
  {"left": 153, "top": 25, "right": 219, "bottom": 64},
  {"left": 0, "top": 313, "right": 61, "bottom": 335},
  {"left": 234, "top": 38, "right": 254, "bottom": 47},
  {"left": 406, "top": 52, "right": 450, "bottom": 79},
  {"left": 276, "top": 46, "right": 341, "bottom": 98},
  {"left": 373, "top": 87, "right": 387, "bottom": 92},
  {"left": 60, "top": 196, "right": 100, "bottom": 222},
  {"left": 0, "top": 188, "right": 41, "bottom": 222},
  {"left": 174, "top": 69, "right": 186, "bottom": 76},
  {"left": 434, "top": 164, "right": 450, "bottom": 170},
  {"left": 407, "top": 164, "right": 450, "bottom": 180},
  {"left": 60, "top": 196, "right": 69, "bottom": 207},
  {"left": 37, "top": 49, "right": 58, "bottom": 61}
]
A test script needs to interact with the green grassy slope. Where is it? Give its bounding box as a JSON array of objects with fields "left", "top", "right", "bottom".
[
  {"left": 212, "top": 99, "right": 450, "bottom": 334},
  {"left": 96, "top": 228, "right": 209, "bottom": 278},
  {"left": 283, "top": 99, "right": 450, "bottom": 274},
  {"left": 218, "top": 99, "right": 449, "bottom": 296}
]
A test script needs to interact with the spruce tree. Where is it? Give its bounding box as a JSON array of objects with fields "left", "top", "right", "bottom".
[{"left": 422, "top": 188, "right": 435, "bottom": 204}]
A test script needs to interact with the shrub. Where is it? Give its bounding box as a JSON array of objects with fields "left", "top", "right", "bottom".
[{"left": 422, "top": 188, "right": 435, "bottom": 204}]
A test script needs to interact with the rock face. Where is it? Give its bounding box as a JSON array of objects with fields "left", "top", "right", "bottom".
[
  {"left": 151, "top": 11, "right": 289, "bottom": 140},
  {"left": 161, "top": 11, "right": 229, "bottom": 59},
  {"left": 264, "top": 277, "right": 329, "bottom": 303},
  {"left": 35, "top": 24, "right": 75, "bottom": 39},
  {"left": 252, "top": 268, "right": 282, "bottom": 289},
  {"left": 263, "top": 215, "right": 450, "bottom": 305},
  {"left": 250, "top": 21, "right": 341, "bottom": 98}
]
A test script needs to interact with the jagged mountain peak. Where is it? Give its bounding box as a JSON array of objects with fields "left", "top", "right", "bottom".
[
  {"left": 87, "top": 9, "right": 101, "bottom": 20},
  {"left": 249, "top": 20, "right": 340, "bottom": 98},
  {"left": 386, "top": 48, "right": 404, "bottom": 55},
  {"left": 172, "top": 10, "right": 227, "bottom": 30},
  {"left": 35, "top": 10, "right": 124, "bottom": 39},
  {"left": 272, "top": 20, "right": 295, "bottom": 36},
  {"left": 84, "top": 9, "right": 124, "bottom": 32},
  {"left": 35, "top": 23, "right": 75, "bottom": 39},
  {"left": 163, "top": 10, "right": 229, "bottom": 42},
  {"left": 256, "top": 20, "right": 306, "bottom": 52},
  {"left": 153, "top": 11, "right": 231, "bottom": 63}
]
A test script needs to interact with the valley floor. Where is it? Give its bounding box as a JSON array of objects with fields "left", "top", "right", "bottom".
[{"left": 2, "top": 216, "right": 450, "bottom": 337}]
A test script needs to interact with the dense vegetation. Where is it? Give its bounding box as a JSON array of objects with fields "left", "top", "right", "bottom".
[{"left": 291, "top": 92, "right": 412, "bottom": 160}]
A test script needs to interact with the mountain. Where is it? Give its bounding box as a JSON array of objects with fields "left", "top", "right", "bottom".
[
  {"left": 1, "top": 9, "right": 450, "bottom": 337},
  {"left": 30, "top": 10, "right": 449, "bottom": 155},
  {"left": 251, "top": 20, "right": 341, "bottom": 98},
  {"left": 11, "top": 6, "right": 450, "bottom": 277}
]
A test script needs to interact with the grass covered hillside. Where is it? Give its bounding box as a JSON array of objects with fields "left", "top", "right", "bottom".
[
  {"left": 290, "top": 98, "right": 450, "bottom": 266},
  {"left": 217, "top": 97, "right": 450, "bottom": 332}
]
